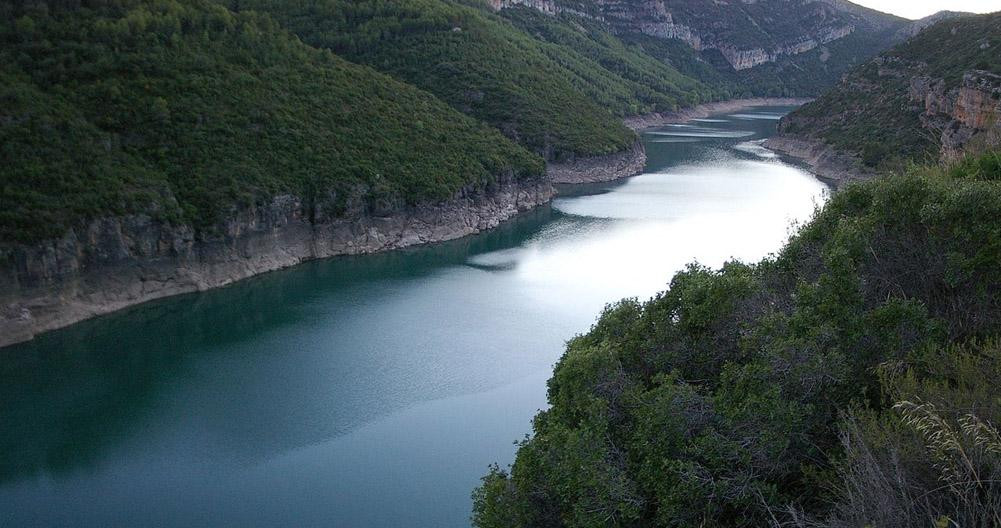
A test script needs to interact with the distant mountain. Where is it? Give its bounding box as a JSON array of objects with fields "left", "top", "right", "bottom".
[
  {"left": 569, "top": 0, "right": 903, "bottom": 69},
  {"left": 774, "top": 12, "right": 1001, "bottom": 172},
  {"left": 492, "top": 0, "right": 906, "bottom": 90},
  {"left": 224, "top": 0, "right": 906, "bottom": 162}
]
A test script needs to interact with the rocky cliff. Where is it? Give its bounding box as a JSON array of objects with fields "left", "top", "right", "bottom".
[
  {"left": 490, "top": 0, "right": 903, "bottom": 71},
  {"left": 913, "top": 70, "right": 1001, "bottom": 159},
  {"left": 773, "top": 12, "right": 1001, "bottom": 173},
  {"left": 0, "top": 178, "right": 554, "bottom": 348}
]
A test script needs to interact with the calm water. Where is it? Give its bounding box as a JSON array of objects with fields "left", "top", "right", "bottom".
[{"left": 0, "top": 107, "right": 825, "bottom": 527}]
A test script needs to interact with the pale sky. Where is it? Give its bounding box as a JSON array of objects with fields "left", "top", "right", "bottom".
[{"left": 852, "top": 0, "right": 1001, "bottom": 19}]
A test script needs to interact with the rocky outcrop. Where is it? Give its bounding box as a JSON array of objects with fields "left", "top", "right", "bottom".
[
  {"left": 714, "top": 25, "right": 856, "bottom": 71},
  {"left": 488, "top": 0, "right": 562, "bottom": 15},
  {"left": 763, "top": 136, "right": 873, "bottom": 187},
  {"left": 547, "top": 139, "right": 646, "bottom": 183},
  {"left": 0, "top": 177, "right": 554, "bottom": 348},
  {"left": 490, "top": 0, "right": 900, "bottom": 71},
  {"left": 487, "top": 0, "right": 598, "bottom": 18},
  {"left": 910, "top": 70, "right": 1001, "bottom": 159},
  {"left": 774, "top": 11, "right": 1001, "bottom": 174},
  {"left": 598, "top": 1, "right": 863, "bottom": 70}
]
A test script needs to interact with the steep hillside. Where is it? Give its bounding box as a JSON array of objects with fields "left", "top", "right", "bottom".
[
  {"left": 220, "top": 0, "right": 649, "bottom": 162},
  {"left": 474, "top": 152, "right": 1001, "bottom": 527},
  {"left": 223, "top": 0, "right": 903, "bottom": 163},
  {"left": 493, "top": 0, "right": 906, "bottom": 95},
  {"left": 892, "top": 10, "right": 974, "bottom": 41},
  {"left": 0, "top": 0, "right": 549, "bottom": 346},
  {"left": 775, "top": 12, "right": 1001, "bottom": 171},
  {"left": 0, "top": 0, "right": 543, "bottom": 244}
]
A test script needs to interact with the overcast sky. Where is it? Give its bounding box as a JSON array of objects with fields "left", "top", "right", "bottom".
[{"left": 852, "top": 0, "right": 1001, "bottom": 19}]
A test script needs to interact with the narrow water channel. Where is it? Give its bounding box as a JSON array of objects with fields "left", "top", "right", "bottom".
[{"left": 0, "top": 106, "right": 826, "bottom": 527}]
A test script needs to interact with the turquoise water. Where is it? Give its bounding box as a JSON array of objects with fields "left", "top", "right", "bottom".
[{"left": 0, "top": 107, "right": 826, "bottom": 527}]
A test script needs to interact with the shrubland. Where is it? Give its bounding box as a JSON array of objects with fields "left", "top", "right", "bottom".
[
  {"left": 474, "top": 152, "right": 1001, "bottom": 527},
  {"left": 0, "top": 0, "right": 543, "bottom": 243}
]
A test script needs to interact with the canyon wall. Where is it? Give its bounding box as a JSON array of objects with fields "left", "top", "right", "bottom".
[
  {"left": 0, "top": 177, "right": 554, "bottom": 348},
  {"left": 489, "top": 0, "right": 894, "bottom": 71},
  {"left": 910, "top": 70, "right": 1001, "bottom": 159}
]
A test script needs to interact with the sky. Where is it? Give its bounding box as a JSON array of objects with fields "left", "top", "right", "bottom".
[{"left": 852, "top": 0, "right": 1001, "bottom": 19}]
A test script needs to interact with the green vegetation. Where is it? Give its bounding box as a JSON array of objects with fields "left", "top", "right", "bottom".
[
  {"left": 473, "top": 151, "right": 1001, "bottom": 527},
  {"left": 781, "top": 13, "right": 1001, "bottom": 170},
  {"left": 222, "top": 0, "right": 900, "bottom": 161},
  {"left": 893, "top": 13, "right": 1001, "bottom": 86},
  {"left": 496, "top": 7, "right": 718, "bottom": 113},
  {"left": 219, "top": 0, "right": 644, "bottom": 161},
  {"left": 0, "top": 0, "right": 910, "bottom": 246},
  {"left": 0, "top": 0, "right": 543, "bottom": 243}
]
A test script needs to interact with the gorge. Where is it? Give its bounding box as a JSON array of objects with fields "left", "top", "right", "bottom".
[
  {"left": 0, "top": 106, "right": 826, "bottom": 527},
  {"left": 4, "top": 1, "right": 1001, "bottom": 526}
]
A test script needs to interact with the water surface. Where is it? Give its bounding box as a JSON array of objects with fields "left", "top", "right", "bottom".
[{"left": 0, "top": 107, "right": 826, "bottom": 527}]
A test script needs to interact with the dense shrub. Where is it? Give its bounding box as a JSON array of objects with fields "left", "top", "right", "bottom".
[
  {"left": 0, "top": 0, "right": 543, "bottom": 243},
  {"left": 782, "top": 12, "right": 1001, "bottom": 170},
  {"left": 474, "top": 152, "right": 1001, "bottom": 527}
]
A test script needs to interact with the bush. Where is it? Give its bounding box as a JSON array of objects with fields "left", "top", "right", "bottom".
[{"left": 473, "top": 152, "right": 1001, "bottom": 527}]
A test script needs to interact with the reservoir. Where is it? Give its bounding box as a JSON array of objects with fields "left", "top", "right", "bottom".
[{"left": 0, "top": 106, "right": 826, "bottom": 527}]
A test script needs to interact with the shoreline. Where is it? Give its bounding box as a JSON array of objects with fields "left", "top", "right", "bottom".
[
  {"left": 623, "top": 97, "right": 814, "bottom": 131},
  {"left": 0, "top": 179, "right": 554, "bottom": 348},
  {"left": 0, "top": 97, "right": 814, "bottom": 349},
  {"left": 762, "top": 135, "right": 873, "bottom": 187},
  {"left": 547, "top": 139, "right": 647, "bottom": 184}
]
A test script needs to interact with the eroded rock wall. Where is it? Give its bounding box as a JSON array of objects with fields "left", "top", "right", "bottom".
[
  {"left": 910, "top": 70, "right": 1001, "bottom": 159},
  {"left": 0, "top": 177, "right": 554, "bottom": 347}
]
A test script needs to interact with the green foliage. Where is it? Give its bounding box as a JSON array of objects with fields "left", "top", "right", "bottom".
[
  {"left": 497, "top": 7, "right": 717, "bottom": 113},
  {"left": 218, "top": 0, "right": 642, "bottom": 161},
  {"left": 622, "top": 26, "right": 902, "bottom": 100},
  {"left": 830, "top": 339, "right": 1001, "bottom": 527},
  {"left": 782, "top": 12, "right": 1001, "bottom": 169},
  {"left": 892, "top": 15, "right": 1001, "bottom": 86},
  {"left": 0, "top": 0, "right": 543, "bottom": 243},
  {"left": 473, "top": 153, "right": 1001, "bottom": 527}
]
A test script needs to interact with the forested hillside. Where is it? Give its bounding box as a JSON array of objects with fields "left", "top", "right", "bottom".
[
  {"left": 779, "top": 12, "right": 1001, "bottom": 170},
  {"left": 219, "top": 0, "right": 903, "bottom": 162},
  {"left": 0, "top": 0, "right": 915, "bottom": 246},
  {"left": 220, "top": 0, "right": 692, "bottom": 161},
  {"left": 0, "top": 0, "right": 543, "bottom": 244},
  {"left": 474, "top": 152, "right": 1001, "bottom": 526}
]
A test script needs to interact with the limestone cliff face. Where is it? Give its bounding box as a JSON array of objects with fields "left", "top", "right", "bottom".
[
  {"left": 0, "top": 177, "right": 554, "bottom": 348},
  {"left": 489, "top": 0, "right": 901, "bottom": 71},
  {"left": 771, "top": 11, "right": 1001, "bottom": 178},
  {"left": 489, "top": 0, "right": 562, "bottom": 15},
  {"left": 910, "top": 70, "right": 1001, "bottom": 159}
]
